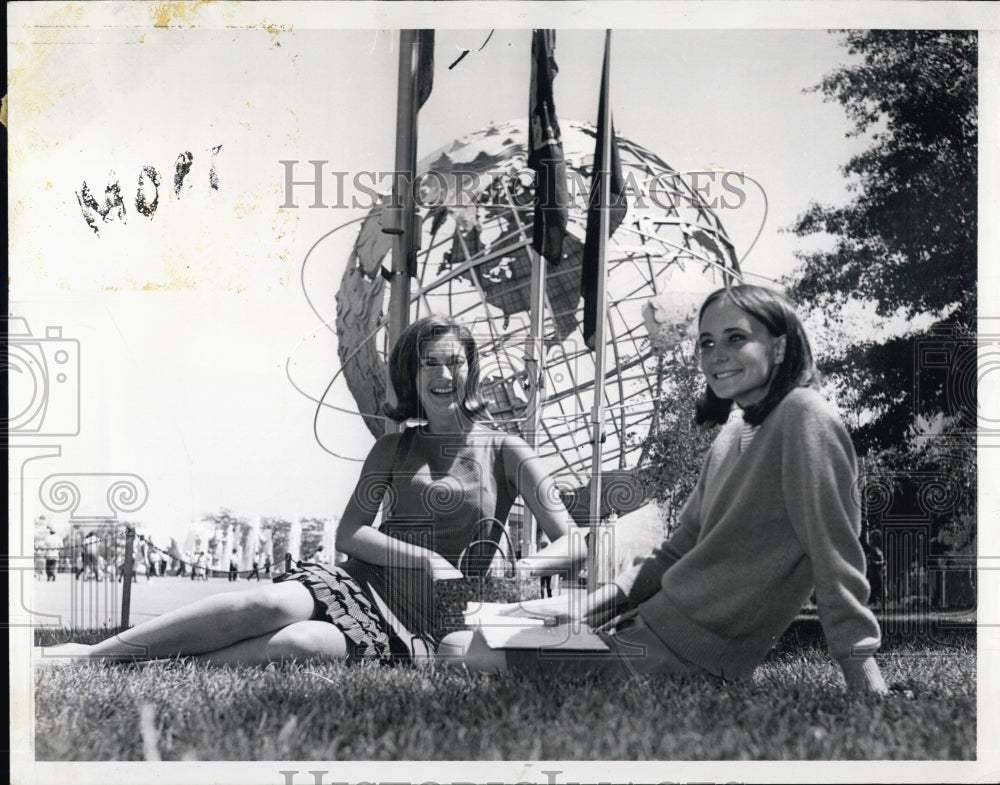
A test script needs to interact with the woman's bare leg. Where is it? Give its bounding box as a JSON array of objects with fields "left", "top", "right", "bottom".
[
  {"left": 45, "top": 581, "right": 317, "bottom": 661},
  {"left": 436, "top": 629, "right": 508, "bottom": 673},
  {"left": 189, "top": 621, "right": 348, "bottom": 666}
]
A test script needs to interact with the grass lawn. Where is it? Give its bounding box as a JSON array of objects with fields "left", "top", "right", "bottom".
[{"left": 33, "top": 621, "right": 974, "bottom": 761}]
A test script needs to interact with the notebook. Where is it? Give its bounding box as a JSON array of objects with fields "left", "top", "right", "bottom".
[{"left": 464, "top": 600, "right": 610, "bottom": 651}]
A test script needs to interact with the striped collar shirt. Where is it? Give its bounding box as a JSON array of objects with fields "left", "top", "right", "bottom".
[{"left": 740, "top": 421, "right": 761, "bottom": 452}]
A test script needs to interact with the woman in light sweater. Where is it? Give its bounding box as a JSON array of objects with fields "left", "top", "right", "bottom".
[{"left": 443, "top": 284, "right": 888, "bottom": 693}]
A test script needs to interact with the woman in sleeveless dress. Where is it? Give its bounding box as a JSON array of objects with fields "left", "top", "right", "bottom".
[{"left": 39, "top": 315, "right": 583, "bottom": 666}]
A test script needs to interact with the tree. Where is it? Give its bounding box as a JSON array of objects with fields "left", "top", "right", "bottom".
[
  {"left": 299, "top": 517, "right": 329, "bottom": 560},
  {"left": 785, "top": 30, "right": 977, "bottom": 453},
  {"left": 262, "top": 516, "right": 332, "bottom": 564},
  {"left": 201, "top": 508, "right": 253, "bottom": 553},
  {"left": 785, "top": 31, "right": 977, "bottom": 609},
  {"left": 262, "top": 516, "right": 291, "bottom": 565},
  {"left": 640, "top": 348, "right": 720, "bottom": 532}
]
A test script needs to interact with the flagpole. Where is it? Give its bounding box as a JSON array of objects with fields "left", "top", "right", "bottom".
[
  {"left": 522, "top": 29, "right": 548, "bottom": 561},
  {"left": 522, "top": 246, "right": 546, "bottom": 559},
  {"left": 587, "top": 30, "right": 613, "bottom": 587},
  {"left": 384, "top": 29, "right": 420, "bottom": 427},
  {"left": 523, "top": 29, "right": 567, "bottom": 562}
]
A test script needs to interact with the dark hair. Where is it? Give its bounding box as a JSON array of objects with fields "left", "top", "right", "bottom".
[
  {"left": 695, "top": 284, "right": 819, "bottom": 426},
  {"left": 383, "top": 314, "right": 488, "bottom": 422}
]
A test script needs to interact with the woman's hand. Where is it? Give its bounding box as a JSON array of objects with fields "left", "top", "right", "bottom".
[
  {"left": 515, "top": 555, "right": 567, "bottom": 577},
  {"left": 839, "top": 656, "right": 889, "bottom": 695},
  {"left": 582, "top": 583, "right": 628, "bottom": 629}
]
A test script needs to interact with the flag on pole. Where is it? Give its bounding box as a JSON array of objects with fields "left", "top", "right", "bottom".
[
  {"left": 416, "top": 30, "right": 435, "bottom": 109},
  {"left": 528, "top": 29, "right": 568, "bottom": 266},
  {"left": 383, "top": 29, "right": 433, "bottom": 242},
  {"left": 581, "top": 33, "right": 627, "bottom": 351}
]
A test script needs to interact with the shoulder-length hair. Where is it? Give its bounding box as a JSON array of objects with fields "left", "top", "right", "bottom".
[
  {"left": 695, "top": 284, "right": 820, "bottom": 426},
  {"left": 383, "top": 314, "right": 489, "bottom": 422}
]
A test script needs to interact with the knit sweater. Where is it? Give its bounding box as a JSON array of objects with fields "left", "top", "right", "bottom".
[{"left": 616, "top": 387, "right": 881, "bottom": 682}]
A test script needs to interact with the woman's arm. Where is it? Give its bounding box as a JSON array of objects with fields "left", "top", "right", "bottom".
[
  {"left": 782, "top": 395, "right": 888, "bottom": 694},
  {"left": 335, "top": 432, "right": 461, "bottom": 580},
  {"left": 495, "top": 582, "right": 626, "bottom": 627},
  {"left": 500, "top": 435, "right": 585, "bottom": 576}
]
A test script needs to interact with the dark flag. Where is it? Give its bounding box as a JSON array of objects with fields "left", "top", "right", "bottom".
[
  {"left": 528, "top": 29, "right": 568, "bottom": 266},
  {"left": 416, "top": 30, "right": 435, "bottom": 109},
  {"left": 581, "top": 33, "right": 627, "bottom": 350}
]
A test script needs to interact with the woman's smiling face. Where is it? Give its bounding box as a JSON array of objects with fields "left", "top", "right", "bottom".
[
  {"left": 698, "top": 297, "right": 786, "bottom": 408},
  {"left": 416, "top": 334, "right": 469, "bottom": 422}
]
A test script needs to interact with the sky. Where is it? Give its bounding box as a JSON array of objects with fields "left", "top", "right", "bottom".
[{"left": 6, "top": 4, "right": 995, "bottom": 551}]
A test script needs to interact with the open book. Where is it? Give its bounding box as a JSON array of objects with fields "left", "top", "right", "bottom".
[{"left": 463, "top": 598, "right": 610, "bottom": 651}]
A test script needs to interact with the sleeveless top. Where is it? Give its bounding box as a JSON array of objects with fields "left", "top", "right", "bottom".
[{"left": 340, "top": 425, "right": 517, "bottom": 646}]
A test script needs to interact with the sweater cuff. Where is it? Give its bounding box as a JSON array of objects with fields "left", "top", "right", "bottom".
[{"left": 836, "top": 656, "right": 887, "bottom": 693}]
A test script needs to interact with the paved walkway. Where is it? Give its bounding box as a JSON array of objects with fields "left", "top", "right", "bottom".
[{"left": 24, "top": 573, "right": 275, "bottom": 629}]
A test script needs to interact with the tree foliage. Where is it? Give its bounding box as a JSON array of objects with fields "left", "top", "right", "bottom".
[
  {"left": 784, "top": 31, "right": 977, "bottom": 607},
  {"left": 299, "top": 517, "right": 329, "bottom": 560},
  {"left": 639, "top": 350, "right": 719, "bottom": 532},
  {"left": 785, "top": 30, "right": 977, "bottom": 454},
  {"left": 261, "top": 516, "right": 330, "bottom": 564},
  {"left": 642, "top": 33, "right": 977, "bottom": 607},
  {"left": 789, "top": 30, "right": 976, "bottom": 320}
]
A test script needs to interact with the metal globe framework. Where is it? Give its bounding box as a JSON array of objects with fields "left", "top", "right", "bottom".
[{"left": 331, "top": 119, "right": 742, "bottom": 494}]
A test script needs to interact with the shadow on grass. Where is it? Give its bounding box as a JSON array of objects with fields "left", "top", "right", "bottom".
[{"left": 770, "top": 615, "right": 976, "bottom": 659}]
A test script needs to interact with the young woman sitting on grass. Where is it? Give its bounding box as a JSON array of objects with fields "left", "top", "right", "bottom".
[
  {"left": 39, "top": 315, "right": 582, "bottom": 666},
  {"left": 442, "top": 284, "right": 889, "bottom": 694}
]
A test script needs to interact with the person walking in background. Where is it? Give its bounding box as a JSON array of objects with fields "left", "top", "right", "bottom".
[
  {"left": 263, "top": 553, "right": 272, "bottom": 577},
  {"left": 77, "top": 532, "right": 101, "bottom": 582},
  {"left": 116, "top": 553, "right": 125, "bottom": 582},
  {"left": 228, "top": 549, "right": 239, "bottom": 582},
  {"left": 864, "top": 529, "right": 886, "bottom": 610},
  {"left": 156, "top": 546, "right": 168, "bottom": 577},
  {"left": 136, "top": 538, "right": 152, "bottom": 582},
  {"left": 309, "top": 545, "right": 328, "bottom": 566},
  {"left": 44, "top": 527, "right": 62, "bottom": 582},
  {"left": 145, "top": 539, "right": 157, "bottom": 582},
  {"left": 245, "top": 550, "right": 261, "bottom": 582},
  {"left": 536, "top": 532, "right": 553, "bottom": 598}
]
